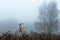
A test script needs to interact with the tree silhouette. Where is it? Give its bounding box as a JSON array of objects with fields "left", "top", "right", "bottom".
[{"left": 35, "top": 1, "right": 59, "bottom": 34}]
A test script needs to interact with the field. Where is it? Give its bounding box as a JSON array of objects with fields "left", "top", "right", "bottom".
[{"left": 0, "top": 32, "right": 60, "bottom": 40}]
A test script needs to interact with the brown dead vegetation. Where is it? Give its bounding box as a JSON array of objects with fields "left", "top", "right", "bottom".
[{"left": 0, "top": 32, "right": 60, "bottom": 40}]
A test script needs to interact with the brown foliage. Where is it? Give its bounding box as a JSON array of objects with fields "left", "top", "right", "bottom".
[{"left": 0, "top": 32, "right": 60, "bottom": 40}]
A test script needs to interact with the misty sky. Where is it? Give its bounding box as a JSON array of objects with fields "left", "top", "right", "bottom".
[
  {"left": 0, "top": 0, "right": 41, "bottom": 23},
  {"left": 0, "top": 0, "right": 60, "bottom": 23},
  {"left": 0, "top": 0, "right": 60, "bottom": 34}
]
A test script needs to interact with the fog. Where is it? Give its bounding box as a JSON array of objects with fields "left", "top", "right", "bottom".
[
  {"left": 0, "top": 0, "right": 60, "bottom": 34},
  {"left": 0, "top": 0, "right": 42, "bottom": 34}
]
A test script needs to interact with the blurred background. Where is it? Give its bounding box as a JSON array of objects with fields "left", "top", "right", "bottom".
[{"left": 0, "top": 0, "right": 60, "bottom": 34}]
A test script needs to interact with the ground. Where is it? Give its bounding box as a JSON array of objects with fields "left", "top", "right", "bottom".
[{"left": 0, "top": 32, "right": 60, "bottom": 40}]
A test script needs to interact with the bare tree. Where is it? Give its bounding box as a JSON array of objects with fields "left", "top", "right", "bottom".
[{"left": 35, "top": 1, "right": 59, "bottom": 34}]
